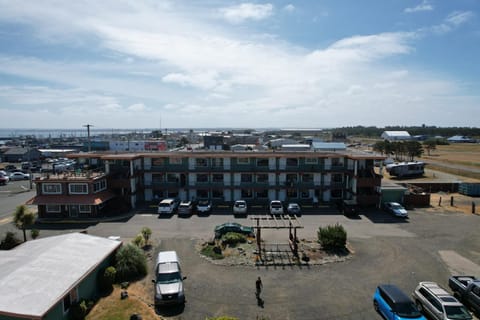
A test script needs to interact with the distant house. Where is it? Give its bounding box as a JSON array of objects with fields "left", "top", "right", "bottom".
[
  {"left": 2, "top": 147, "right": 42, "bottom": 163},
  {"left": 380, "top": 131, "right": 411, "bottom": 141},
  {"left": 447, "top": 135, "right": 476, "bottom": 143},
  {"left": 0, "top": 233, "right": 121, "bottom": 320}
]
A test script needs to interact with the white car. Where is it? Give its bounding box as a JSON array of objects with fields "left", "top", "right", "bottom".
[
  {"left": 9, "top": 172, "right": 30, "bottom": 181},
  {"left": 269, "top": 200, "right": 284, "bottom": 215},
  {"left": 233, "top": 200, "right": 247, "bottom": 215},
  {"left": 178, "top": 201, "right": 193, "bottom": 215},
  {"left": 196, "top": 200, "right": 212, "bottom": 214},
  {"left": 384, "top": 202, "right": 408, "bottom": 218}
]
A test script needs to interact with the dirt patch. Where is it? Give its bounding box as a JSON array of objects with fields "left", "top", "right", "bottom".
[
  {"left": 426, "top": 193, "right": 479, "bottom": 215},
  {"left": 196, "top": 238, "right": 353, "bottom": 267}
]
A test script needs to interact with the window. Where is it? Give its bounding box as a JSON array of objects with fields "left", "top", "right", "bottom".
[
  {"left": 237, "top": 158, "right": 250, "bottom": 164},
  {"left": 331, "top": 189, "right": 342, "bottom": 198},
  {"left": 301, "top": 190, "right": 310, "bottom": 198},
  {"left": 63, "top": 288, "right": 78, "bottom": 313},
  {"left": 46, "top": 205, "right": 61, "bottom": 213},
  {"left": 197, "top": 174, "right": 209, "bottom": 183},
  {"left": 241, "top": 189, "right": 253, "bottom": 198},
  {"left": 332, "top": 158, "right": 344, "bottom": 167},
  {"left": 170, "top": 157, "right": 182, "bottom": 165},
  {"left": 257, "top": 174, "right": 268, "bottom": 183},
  {"left": 286, "top": 158, "right": 298, "bottom": 166},
  {"left": 93, "top": 179, "right": 107, "bottom": 193},
  {"left": 256, "top": 159, "right": 268, "bottom": 167},
  {"left": 197, "top": 189, "right": 209, "bottom": 198},
  {"left": 69, "top": 183, "right": 88, "bottom": 194},
  {"left": 212, "top": 174, "right": 223, "bottom": 183},
  {"left": 167, "top": 173, "right": 179, "bottom": 183},
  {"left": 332, "top": 174, "right": 343, "bottom": 182},
  {"left": 287, "top": 189, "right": 298, "bottom": 198},
  {"left": 302, "top": 174, "right": 313, "bottom": 182},
  {"left": 195, "top": 158, "right": 208, "bottom": 167},
  {"left": 79, "top": 205, "right": 91, "bottom": 213},
  {"left": 305, "top": 157, "right": 318, "bottom": 164},
  {"left": 42, "top": 183, "right": 62, "bottom": 194},
  {"left": 286, "top": 174, "right": 298, "bottom": 184},
  {"left": 212, "top": 190, "right": 223, "bottom": 198},
  {"left": 256, "top": 189, "right": 268, "bottom": 198},
  {"left": 241, "top": 174, "right": 253, "bottom": 183},
  {"left": 212, "top": 158, "right": 224, "bottom": 167}
]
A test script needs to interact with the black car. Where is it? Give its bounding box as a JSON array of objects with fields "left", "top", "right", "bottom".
[{"left": 214, "top": 222, "right": 255, "bottom": 239}]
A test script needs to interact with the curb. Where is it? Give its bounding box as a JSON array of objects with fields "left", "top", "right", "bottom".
[{"left": 36, "top": 212, "right": 135, "bottom": 224}]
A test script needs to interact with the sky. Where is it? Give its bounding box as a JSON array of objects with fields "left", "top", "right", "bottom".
[{"left": 0, "top": 0, "right": 479, "bottom": 129}]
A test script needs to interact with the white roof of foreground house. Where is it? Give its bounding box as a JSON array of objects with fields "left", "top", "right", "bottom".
[{"left": 0, "top": 233, "right": 121, "bottom": 319}]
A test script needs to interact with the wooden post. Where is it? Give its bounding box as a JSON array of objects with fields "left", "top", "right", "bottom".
[
  {"left": 450, "top": 196, "right": 454, "bottom": 206},
  {"left": 473, "top": 202, "right": 476, "bottom": 214},
  {"left": 438, "top": 196, "right": 442, "bottom": 206}
]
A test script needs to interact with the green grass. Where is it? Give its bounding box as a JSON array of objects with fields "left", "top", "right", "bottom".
[{"left": 201, "top": 244, "right": 224, "bottom": 259}]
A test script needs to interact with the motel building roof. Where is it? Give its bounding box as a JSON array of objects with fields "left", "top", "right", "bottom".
[{"left": 0, "top": 233, "right": 121, "bottom": 319}]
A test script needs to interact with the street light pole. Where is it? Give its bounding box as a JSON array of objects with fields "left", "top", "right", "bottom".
[{"left": 83, "top": 124, "right": 93, "bottom": 152}]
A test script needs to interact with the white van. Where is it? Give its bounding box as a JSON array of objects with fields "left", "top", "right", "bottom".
[
  {"left": 158, "top": 199, "right": 179, "bottom": 214},
  {"left": 153, "top": 251, "right": 186, "bottom": 306}
]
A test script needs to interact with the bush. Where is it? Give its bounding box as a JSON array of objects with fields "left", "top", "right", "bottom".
[
  {"left": 31, "top": 229, "right": 40, "bottom": 239},
  {"left": 115, "top": 244, "right": 148, "bottom": 282},
  {"left": 141, "top": 227, "right": 152, "bottom": 245},
  {"left": 68, "top": 299, "right": 93, "bottom": 320},
  {"left": 317, "top": 223, "right": 347, "bottom": 251},
  {"left": 221, "top": 232, "right": 247, "bottom": 247},
  {"left": 0, "top": 232, "right": 22, "bottom": 250},
  {"left": 99, "top": 266, "right": 116, "bottom": 292},
  {"left": 201, "top": 244, "right": 224, "bottom": 260},
  {"left": 132, "top": 233, "right": 145, "bottom": 248}
]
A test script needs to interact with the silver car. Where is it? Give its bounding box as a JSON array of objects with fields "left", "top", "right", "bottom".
[
  {"left": 153, "top": 251, "right": 186, "bottom": 306},
  {"left": 412, "top": 281, "right": 472, "bottom": 320}
]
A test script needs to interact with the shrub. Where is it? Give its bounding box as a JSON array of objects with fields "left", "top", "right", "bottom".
[
  {"left": 99, "top": 266, "right": 116, "bottom": 292},
  {"left": 221, "top": 232, "right": 247, "bottom": 247},
  {"left": 0, "top": 232, "right": 22, "bottom": 250},
  {"left": 31, "top": 229, "right": 40, "bottom": 239},
  {"left": 68, "top": 299, "right": 92, "bottom": 320},
  {"left": 201, "top": 244, "right": 224, "bottom": 260},
  {"left": 141, "top": 227, "right": 152, "bottom": 245},
  {"left": 132, "top": 233, "right": 145, "bottom": 248},
  {"left": 317, "top": 223, "right": 347, "bottom": 251},
  {"left": 115, "top": 244, "right": 147, "bottom": 282}
]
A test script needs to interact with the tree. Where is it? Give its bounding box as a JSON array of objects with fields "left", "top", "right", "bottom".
[
  {"left": 132, "top": 233, "right": 145, "bottom": 247},
  {"left": 13, "top": 205, "right": 36, "bottom": 242},
  {"left": 115, "top": 243, "right": 148, "bottom": 281},
  {"left": 405, "top": 140, "right": 423, "bottom": 161},
  {"left": 423, "top": 139, "right": 437, "bottom": 156},
  {"left": 0, "top": 231, "right": 22, "bottom": 250},
  {"left": 141, "top": 227, "right": 152, "bottom": 245},
  {"left": 372, "top": 141, "right": 386, "bottom": 155}
]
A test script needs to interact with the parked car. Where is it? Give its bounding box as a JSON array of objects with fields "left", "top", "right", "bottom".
[
  {"left": 412, "top": 281, "right": 472, "bottom": 320},
  {"left": 214, "top": 222, "right": 254, "bottom": 239},
  {"left": 152, "top": 251, "right": 186, "bottom": 306},
  {"left": 0, "top": 175, "right": 9, "bottom": 185},
  {"left": 373, "top": 284, "right": 425, "bottom": 320},
  {"left": 196, "top": 200, "right": 212, "bottom": 214},
  {"left": 158, "top": 198, "right": 180, "bottom": 215},
  {"left": 269, "top": 200, "right": 284, "bottom": 215},
  {"left": 178, "top": 201, "right": 193, "bottom": 215},
  {"left": 233, "top": 200, "right": 247, "bottom": 215},
  {"left": 449, "top": 276, "right": 480, "bottom": 315},
  {"left": 384, "top": 202, "right": 408, "bottom": 218},
  {"left": 9, "top": 172, "right": 30, "bottom": 181},
  {"left": 287, "top": 203, "right": 301, "bottom": 216}
]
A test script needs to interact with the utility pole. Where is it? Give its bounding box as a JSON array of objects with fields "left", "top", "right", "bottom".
[{"left": 83, "top": 124, "right": 93, "bottom": 152}]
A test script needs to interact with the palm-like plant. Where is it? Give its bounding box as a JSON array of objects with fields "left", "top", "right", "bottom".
[{"left": 13, "top": 205, "right": 36, "bottom": 242}]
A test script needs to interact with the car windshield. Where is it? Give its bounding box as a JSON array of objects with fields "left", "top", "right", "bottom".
[
  {"left": 445, "top": 305, "right": 472, "bottom": 319},
  {"left": 395, "top": 302, "right": 422, "bottom": 318},
  {"left": 159, "top": 203, "right": 171, "bottom": 207},
  {"left": 235, "top": 202, "right": 245, "bottom": 207},
  {"left": 156, "top": 271, "right": 181, "bottom": 284},
  {"left": 271, "top": 203, "right": 282, "bottom": 208},
  {"left": 391, "top": 204, "right": 403, "bottom": 209},
  {"left": 198, "top": 201, "right": 209, "bottom": 206}
]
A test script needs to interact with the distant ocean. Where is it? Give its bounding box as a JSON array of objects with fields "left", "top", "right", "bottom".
[{"left": 0, "top": 128, "right": 158, "bottom": 139}]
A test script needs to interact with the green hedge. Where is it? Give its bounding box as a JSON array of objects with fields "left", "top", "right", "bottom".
[{"left": 317, "top": 223, "right": 347, "bottom": 251}]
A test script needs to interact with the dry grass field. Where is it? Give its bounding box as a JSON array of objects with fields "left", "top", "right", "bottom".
[{"left": 422, "top": 144, "right": 480, "bottom": 168}]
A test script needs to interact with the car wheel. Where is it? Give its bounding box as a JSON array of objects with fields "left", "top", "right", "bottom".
[
  {"left": 373, "top": 299, "right": 379, "bottom": 312},
  {"left": 416, "top": 301, "right": 423, "bottom": 312}
]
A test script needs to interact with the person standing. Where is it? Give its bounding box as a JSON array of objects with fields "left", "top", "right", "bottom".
[{"left": 255, "top": 276, "right": 263, "bottom": 298}]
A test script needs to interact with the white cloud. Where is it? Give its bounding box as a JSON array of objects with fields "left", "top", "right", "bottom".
[
  {"left": 446, "top": 11, "right": 474, "bottom": 26},
  {"left": 127, "top": 103, "right": 147, "bottom": 112},
  {"left": 219, "top": 3, "right": 273, "bottom": 24},
  {"left": 404, "top": 0, "right": 433, "bottom": 13},
  {"left": 283, "top": 4, "right": 295, "bottom": 13}
]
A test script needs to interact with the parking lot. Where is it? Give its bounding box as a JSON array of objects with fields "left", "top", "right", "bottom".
[{"left": 28, "top": 207, "right": 477, "bottom": 320}]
